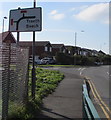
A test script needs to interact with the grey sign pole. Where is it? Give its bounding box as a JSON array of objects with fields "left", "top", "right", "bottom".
[
  {"left": 74, "top": 32, "right": 77, "bottom": 65},
  {"left": 17, "top": 32, "right": 19, "bottom": 45},
  {"left": 17, "top": 7, "right": 20, "bottom": 46},
  {"left": 32, "top": 0, "right": 36, "bottom": 100}
]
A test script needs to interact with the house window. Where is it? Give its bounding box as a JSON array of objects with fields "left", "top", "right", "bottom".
[
  {"left": 45, "top": 46, "right": 48, "bottom": 52},
  {"left": 63, "top": 49, "right": 65, "bottom": 53},
  {"left": 50, "top": 47, "right": 52, "bottom": 52}
]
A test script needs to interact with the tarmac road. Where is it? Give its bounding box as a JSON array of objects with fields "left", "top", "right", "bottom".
[
  {"left": 79, "top": 65, "right": 111, "bottom": 118},
  {"left": 81, "top": 66, "right": 110, "bottom": 107},
  {"left": 38, "top": 66, "right": 111, "bottom": 119}
]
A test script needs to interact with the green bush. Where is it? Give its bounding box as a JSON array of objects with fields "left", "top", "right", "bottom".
[
  {"left": 80, "top": 56, "right": 95, "bottom": 66},
  {"left": 55, "top": 52, "right": 73, "bottom": 65},
  {"left": 55, "top": 53, "right": 96, "bottom": 65}
]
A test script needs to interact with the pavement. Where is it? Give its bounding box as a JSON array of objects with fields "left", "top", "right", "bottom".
[{"left": 37, "top": 67, "right": 84, "bottom": 119}]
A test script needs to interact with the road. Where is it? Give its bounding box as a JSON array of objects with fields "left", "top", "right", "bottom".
[
  {"left": 79, "top": 65, "right": 111, "bottom": 118},
  {"left": 38, "top": 66, "right": 110, "bottom": 119},
  {"left": 82, "top": 66, "right": 110, "bottom": 106}
]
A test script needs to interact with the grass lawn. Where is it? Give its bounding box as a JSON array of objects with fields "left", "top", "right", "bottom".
[
  {"left": 8, "top": 67, "right": 64, "bottom": 119},
  {"left": 37, "top": 64, "right": 82, "bottom": 68}
]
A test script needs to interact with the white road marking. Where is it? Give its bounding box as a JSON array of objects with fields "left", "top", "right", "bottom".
[
  {"left": 78, "top": 68, "right": 81, "bottom": 71},
  {"left": 107, "top": 72, "right": 111, "bottom": 76},
  {"left": 80, "top": 68, "right": 86, "bottom": 75},
  {"left": 107, "top": 72, "right": 109, "bottom": 75}
]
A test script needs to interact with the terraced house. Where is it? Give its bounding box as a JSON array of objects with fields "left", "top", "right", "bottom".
[
  {"left": 0, "top": 31, "right": 106, "bottom": 59},
  {"left": 19, "top": 41, "right": 52, "bottom": 59},
  {"left": 51, "top": 44, "right": 66, "bottom": 56}
]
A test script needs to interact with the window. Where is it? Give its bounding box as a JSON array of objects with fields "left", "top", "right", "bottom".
[
  {"left": 45, "top": 46, "right": 48, "bottom": 52},
  {"left": 50, "top": 47, "right": 52, "bottom": 52},
  {"left": 68, "top": 50, "right": 71, "bottom": 54},
  {"left": 63, "top": 49, "right": 65, "bottom": 53}
]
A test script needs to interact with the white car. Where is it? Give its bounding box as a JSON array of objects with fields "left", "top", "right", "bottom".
[
  {"left": 41, "top": 57, "right": 56, "bottom": 64},
  {"left": 35, "top": 59, "right": 42, "bottom": 65}
]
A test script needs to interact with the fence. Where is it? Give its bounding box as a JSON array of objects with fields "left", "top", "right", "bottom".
[
  {"left": 82, "top": 83, "right": 100, "bottom": 119},
  {"left": 0, "top": 43, "right": 29, "bottom": 119}
]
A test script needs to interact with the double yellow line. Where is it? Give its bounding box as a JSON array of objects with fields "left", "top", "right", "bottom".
[{"left": 85, "top": 78, "right": 111, "bottom": 119}]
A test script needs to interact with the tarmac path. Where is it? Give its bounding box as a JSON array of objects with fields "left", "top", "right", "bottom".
[{"left": 38, "top": 67, "right": 84, "bottom": 119}]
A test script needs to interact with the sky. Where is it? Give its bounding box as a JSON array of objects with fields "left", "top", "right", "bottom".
[{"left": 0, "top": 0, "right": 110, "bottom": 54}]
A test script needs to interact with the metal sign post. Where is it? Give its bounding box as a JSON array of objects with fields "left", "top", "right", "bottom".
[
  {"left": 17, "top": 32, "right": 19, "bottom": 45},
  {"left": 74, "top": 32, "right": 77, "bottom": 65},
  {"left": 32, "top": 0, "right": 36, "bottom": 100}
]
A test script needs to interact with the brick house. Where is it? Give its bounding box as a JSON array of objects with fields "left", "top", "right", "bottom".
[
  {"left": 19, "top": 41, "right": 52, "bottom": 59},
  {"left": 74, "top": 46, "right": 81, "bottom": 55},
  {"left": 91, "top": 50, "right": 99, "bottom": 56},
  {"left": 79, "top": 48, "right": 92, "bottom": 56},
  {"left": 51, "top": 44, "right": 66, "bottom": 55},
  {"left": 0, "top": 31, "right": 16, "bottom": 43},
  {"left": 65, "top": 46, "right": 82, "bottom": 56}
]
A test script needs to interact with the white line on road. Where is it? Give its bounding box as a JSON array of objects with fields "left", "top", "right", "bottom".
[
  {"left": 80, "top": 68, "right": 86, "bottom": 75},
  {"left": 107, "top": 72, "right": 111, "bottom": 76},
  {"left": 78, "top": 68, "right": 81, "bottom": 71}
]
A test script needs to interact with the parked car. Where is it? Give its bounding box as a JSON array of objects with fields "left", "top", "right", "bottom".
[
  {"left": 41, "top": 57, "right": 56, "bottom": 64},
  {"left": 94, "top": 62, "right": 103, "bottom": 66},
  {"left": 35, "top": 59, "right": 42, "bottom": 65},
  {"left": 29, "top": 58, "right": 42, "bottom": 65}
]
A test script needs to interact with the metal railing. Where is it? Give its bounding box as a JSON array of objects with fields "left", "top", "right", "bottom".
[{"left": 82, "top": 83, "right": 101, "bottom": 119}]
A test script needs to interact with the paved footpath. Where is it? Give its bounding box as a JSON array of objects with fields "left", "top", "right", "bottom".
[{"left": 38, "top": 67, "right": 83, "bottom": 119}]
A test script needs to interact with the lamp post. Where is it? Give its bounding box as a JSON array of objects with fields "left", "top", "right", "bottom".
[
  {"left": 2, "top": 17, "right": 7, "bottom": 40},
  {"left": 74, "top": 31, "right": 84, "bottom": 66}
]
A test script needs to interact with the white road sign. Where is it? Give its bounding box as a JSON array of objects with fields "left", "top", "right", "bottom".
[{"left": 9, "top": 7, "right": 42, "bottom": 32}]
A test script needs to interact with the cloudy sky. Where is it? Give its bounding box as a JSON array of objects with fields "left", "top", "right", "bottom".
[{"left": 0, "top": 1, "right": 110, "bottom": 54}]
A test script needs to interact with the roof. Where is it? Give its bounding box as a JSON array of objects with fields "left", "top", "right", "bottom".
[
  {"left": 19, "top": 41, "right": 51, "bottom": 47},
  {"left": 99, "top": 50, "right": 106, "bottom": 55},
  {"left": 51, "top": 44, "right": 64, "bottom": 48},
  {"left": 81, "top": 48, "right": 92, "bottom": 52},
  {"left": 65, "top": 46, "right": 81, "bottom": 49},
  {"left": 0, "top": 31, "right": 16, "bottom": 43},
  {"left": 65, "top": 45, "right": 73, "bottom": 48}
]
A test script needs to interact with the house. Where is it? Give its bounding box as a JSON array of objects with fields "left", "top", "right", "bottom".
[
  {"left": 74, "top": 46, "right": 81, "bottom": 55},
  {"left": 65, "top": 46, "right": 82, "bottom": 56},
  {"left": 0, "top": 31, "right": 16, "bottom": 44},
  {"left": 80, "top": 48, "right": 92, "bottom": 56},
  {"left": 51, "top": 44, "right": 66, "bottom": 55},
  {"left": 19, "top": 41, "right": 52, "bottom": 59},
  {"left": 65, "top": 46, "right": 74, "bottom": 55},
  {"left": 98, "top": 50, "right": 106, "bottom": 55},
  {"left": 91, "top": 50, "right": 99, "bottom": 56}
]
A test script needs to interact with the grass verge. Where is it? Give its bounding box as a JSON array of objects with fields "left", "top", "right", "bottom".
[
  {"left": 37, "top": 64, "right": 81, "bottom": 68},
  {"left": 8, "top": 67, "right": 64, "bottom": 119}
]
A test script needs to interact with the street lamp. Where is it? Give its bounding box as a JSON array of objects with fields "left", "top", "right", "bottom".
[
  {"left": 74, "top": 31, "right": 84, "bottom": 65},
  {"left": 2, "top": 17, "right": 7, "bottom": 41}
]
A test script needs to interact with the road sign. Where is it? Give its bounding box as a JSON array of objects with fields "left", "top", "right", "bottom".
[{"left": 9, "top": 7, "right": 42, "bottom": 32}]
